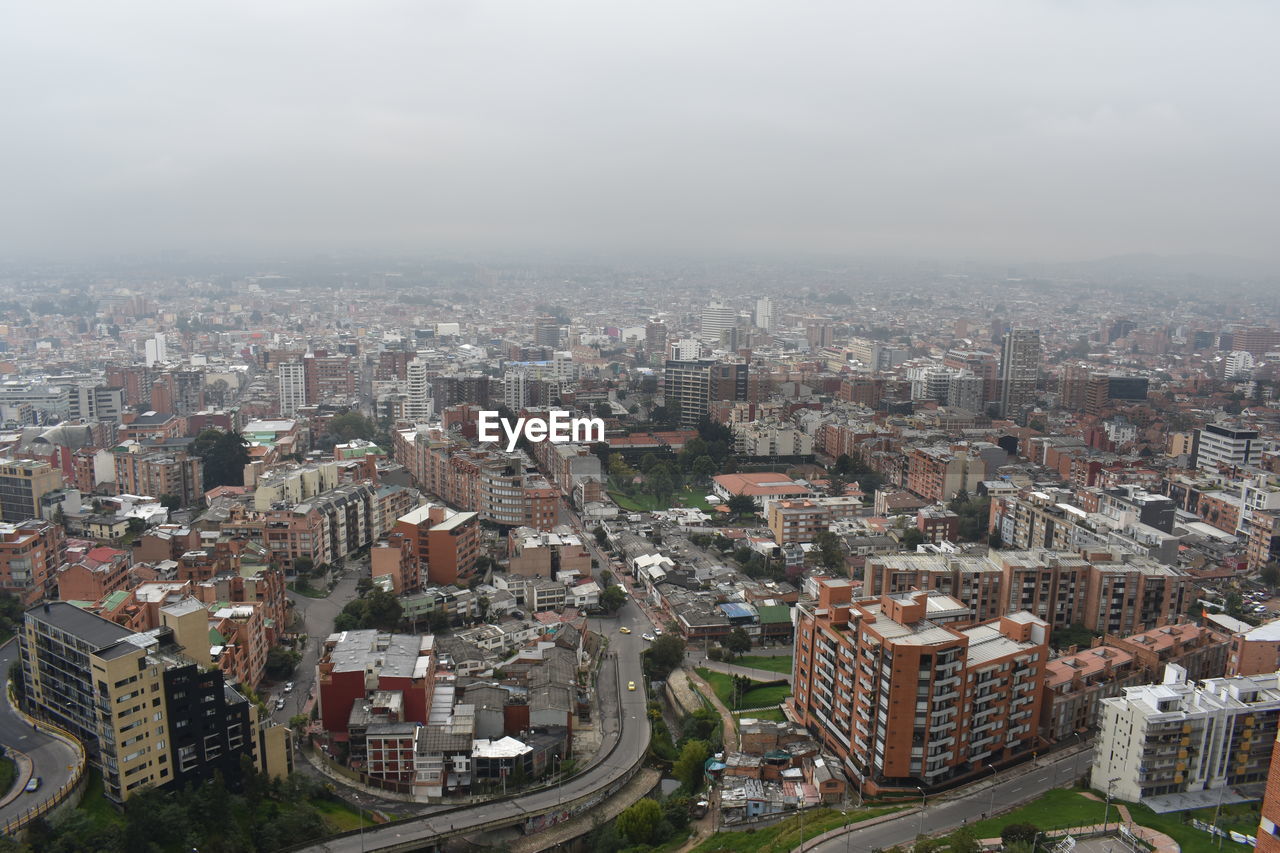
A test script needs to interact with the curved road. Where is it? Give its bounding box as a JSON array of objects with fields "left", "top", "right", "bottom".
[
  {"left": 0, "top": 640, "right": 80, "bottom": 830},
  {"left": 807, "top": 747, "right": 1096, "bottom": 852},
  {"left": 296, "top": 597, "right": 654, "bottom": 852}
]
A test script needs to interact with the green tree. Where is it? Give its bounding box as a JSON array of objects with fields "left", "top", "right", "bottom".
[
  {"left": 945, "top": 828, "right": 981, "bottom": 853},
  {"left": 815, "top": 531, "right": 846, "bottom": 571},
  {"left": 900, "top": 527, "right": 925, "bottom": 549},
  {"left": 1001, "top": 823, "right": 1039, "bottom": 845},
  {"left": 356, "top": 576, "right": 374, "bottom": 597},
  {"left": 648, "top": 465, "right": 675, "bottom": 504},
  {"left": 726, "top": 494, "right": 756, "bottom": 516},
  {"left": 364, "top": 589, "right": 403, "bottom": 630},
  {"left": 158, "top": 493, "right": 182, "bottom": 511},
  {"left": 594, "top": 401, "right": 612, "bottom": 419},
  {"left": 429, "top": 609, "right": 452, "bottom": 635},
  {"left": 594, "top": 524, "right": 609, "bottom": 547},
  {"left": 663, "top": 793, "right": 692, "bottom": 831},
  {"left": 647, "top": 634, "right": 687, "bottom": 678},
  {"left": 691, "top": 455, "right": 717, "bottom": 485},
  {"left": 1262, "top": 563, "right": 1280, "bottom": 589},
  {"left": 192, "top": 428, "right": 252, "bottom": 489},
  {"left": 617, "top": 798, "right": 663, "bottom": 845},
  {"left": 672, "top": 740, "right": 710, "bottom": 791},
  {"left": 265, "top": 646, "right": 301, "bottom": 680},
  {"left": 293, "top": 556, "right": 315, "bottom": 576},
  {"left": 600, "top": 585, "right": 627, "bottom": 613},
  {"left": 323, "top": 411, "right": 378, "bottom": 446},
  {"left": 724, "top": 627, "right": 752, "bottom": 660}
]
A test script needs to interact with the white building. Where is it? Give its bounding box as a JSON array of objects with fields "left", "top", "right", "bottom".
[
  {"left": 670, "top": 338, "right": 702, "bottom": 361},
  {"left": 405, "top": 358, "right": 433, "bottom": 422},
  {"left": 700, "top": 302, "right": 735, "bottom": 345},
  {"left": 755, "top": 297, "right": 775, "bottom": 331},
  {"left": 1092, "top": 665, "right": 1280, "bottom": 804},
  {"left": 278, "top": 361, "right": 306, "bottom": 416},
  {"left": 144, "top": 333, "right": 168, "bottom": 366},
  {"left": 1194, "top": 423, "right": 1261, "bottom": 473}
]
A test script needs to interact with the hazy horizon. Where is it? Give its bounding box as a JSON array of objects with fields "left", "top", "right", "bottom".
[{"left": 3, "top": 1, "right": 1278, "bottom": 266}]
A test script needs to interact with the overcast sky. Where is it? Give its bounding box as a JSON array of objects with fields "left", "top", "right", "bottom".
[{"left": 2, "top": 1, "right": 1277, "bottom": 264}]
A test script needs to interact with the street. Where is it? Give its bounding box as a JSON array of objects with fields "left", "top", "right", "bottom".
[
  {"left": 0, "top": 640, "right": 81, "bottom": 831},
  {"left": 808, "top": 747, "right": 1097, "bottom": 852}
]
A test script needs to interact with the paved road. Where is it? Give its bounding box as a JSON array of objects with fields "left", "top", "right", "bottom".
[
  {"left": 298, "top": 598, "right": 653, "bottom": 852},
  {"left": 273, "top": 569, "right": 362, "bottom": 723},
  {"left": 808, "top": 747, "right": 1097, "bottom": 852},
  {"left": 0, "top": 641, "right": 80, "bottom": 829}
]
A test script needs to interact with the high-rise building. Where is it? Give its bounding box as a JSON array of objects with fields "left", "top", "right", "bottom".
[
  {"left": 1192, "top": 422, "right": 1261, "bottom": 473},
  {"left": 278, "top": 361, "right": 306, "bottom": 416},
  {"left": 533, "top": 315, "right": 562, "bottom": 348},
  {"left": 1230, "top": 326, "right": 1280, "bottom": 356},
  {"left": 700, "top": 302, "right": 735, "bottom": 346},
  {"left": 645, "top": 320, "right": 669, "bottom": 361},
  {"left": 0, "top": 519, "right": 63, "bottom": 605},
  {"left": 66, "top": 385, "right": 125, "bottom": 423},
  {"left": 999, "top": 328, "right": 1041, "bottom": 420},
  {"left": 21, "top": 602, "right": 291, "bottom": 803},
  {"left": 663, "top": 359, "right": 750, "bottom": 428},
  {"left": 789, "top": 579, "right": 1048, "bottom": 794},
  {"left": 405, "top": 358, "right": 432, "bottom": 422},
  {"left": 0, "top": 458, "right": 63, "bottom": 523},
  {"left": 755, "top": 297, "right": 774, "bottom": 330},
  {"left": 144, "top": 333, "right": 168, "bottom": 366},
  {"left": 1093, "top": 667, "right": 1280, "bottom": 804}
]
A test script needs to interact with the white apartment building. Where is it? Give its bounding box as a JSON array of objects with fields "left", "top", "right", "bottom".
[{"left": 1093, "top": 666, "right": 1280, "bottom": 803}]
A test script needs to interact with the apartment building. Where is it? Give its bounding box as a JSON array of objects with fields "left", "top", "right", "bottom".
[
  {"left": 20, "top": 603, "right": 290, "bottom": 803},
  {"left": 112, "top": 443, "right": 204, "bottom": 507},
  {"left": 0, "top": 458, "right": 63, "bottom": 523},
  {"left": 393, "top": 503, "right": 479, "bottom": 588},
  {"left": 789, "top": 579, "right": 1048, "bottom": 794},
  {"left": 0, "top": 519, "right": 64, "bottom": 604},
  {"left": 1259, "top": 734, "right": 1280, "bottom": 852},
  {"left": 507, "top": 526, "right": 592, "bottom": 580},
  {"left": 905, "top": 446, "right": 985, "bottom": 503},
  {"left": 1041, "top": 645, "right": 1143, "bottom": 743},
  {"left": 1193, "top": 422, "right": 1261, "bottom": 474},
  {"left": 768, "top": 500, "right": 830, "bottom": 545},
  {"left": 863, "top": 553, "right": 1006, "bottom": 623},
  {"left": 1093, "top": 668, "right": 1280, "bottom": 803},
  {"left": 316, "top": 629, "right": 437, "bottom": 737}
]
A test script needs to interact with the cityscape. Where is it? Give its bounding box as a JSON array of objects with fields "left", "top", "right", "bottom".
[{"left": 1, "top": 4, "right": 1279, "bottom": 853}]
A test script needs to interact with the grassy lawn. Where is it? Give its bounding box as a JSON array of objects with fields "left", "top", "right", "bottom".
[
  {"left": 609, "top": 487, "right": 714, "bottom": 513},
  {"left": 965, "top": 789, "right": 1252, "bottom": 853},
  {"left": 0, "top": 755, "right": 14, "bottom": 798},
  {"left": 313, "top": 797, "right": 379, "bottom": 832},
  {"left": 735, "top": 655, "right": 793, "bottom": 675},
  {"left": 696, "top": 668, "right": 790, "bottom": 711},
  {"left": 288, "top": 581, "right": 330, "bottom": 599},
  {"left": 689, "top": 805, "right": 903, "bottom": 853}
]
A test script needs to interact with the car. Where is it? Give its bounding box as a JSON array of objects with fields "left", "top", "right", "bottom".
[
  {"left": 642, "top": 633, "right": 655, "bottom": 641},
  {"left": 275, "top": 698, "right": 286, "bottom": 710},
  {"left": 628, "top": 681, "right": 636, "bottom": 691},
  {"left": 24, "top": 777, "right": 40, "bottom": 793},
  {"left": 283, "top": 684, "right": 293, "bottom": 693},
  {"left": 653, "top": 627, "right": 663, "bottom": 635},
  {"left": 619, "top": 626, "right": 631, "bottom": 634}
]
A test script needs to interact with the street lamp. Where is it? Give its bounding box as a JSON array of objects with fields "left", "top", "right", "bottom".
[
  {"left": 916, "top": 785, "right": 927, "bottom": 838},
  {"left": 1103, "top": 777, "right": 1119, "bottom": 831},
  {"left": 352, "top": 792, "right": 365, "bottom": 853},
  {"left": 986, "top": 763, "right": 998, "bottom": 817}
]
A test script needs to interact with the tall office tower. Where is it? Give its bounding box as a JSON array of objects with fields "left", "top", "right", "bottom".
[
  {"left": 755, "top": 297, "right": 774, "bottom": 330},
  {"left": 663, "top": 359, "right": 750, "bottom": 428},
  {"left": 999, "top": 328, "right": 1041, "bottom": 421},
  {"left": 1230, "top": 326, "right": 1280, "bottom": 356},
  {"left": 278, "top": 361, "right": 307, "bottom": 416},
  {"left": 700, "top": 302, "right": 735, "bottom": 346},
  {"left": 144, "top": 333, "right": 167, "bottom": 366},
  {"left": 645, "top": 320, "right": 669, "bottom": 361},
  {"left": 405, "top": 358, "right": 432, "bottom": 422},
  {"left": 805, "top": 319, "right": 834, "bottom": 350},
  {"left": 533, "top": 315, "right": 562, "bottom": 348},
  {"left": 1193, "top": 422, "right": 1261, "bottom": 473}
]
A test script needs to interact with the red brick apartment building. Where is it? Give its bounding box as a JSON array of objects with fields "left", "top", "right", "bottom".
[{"left": 789, "top": 578, "right": 1048, "bottom": 795}]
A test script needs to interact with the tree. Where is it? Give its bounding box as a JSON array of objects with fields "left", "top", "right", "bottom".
[
  {"left": 323, "top": 411, "right": 378, "bottom": 446},
  {"left": 364, "top": 589, "right": 403, "bottom": 630},
  {"left": 672, "top": 740, "right": 710, "bottom": 791},
  {"left": 594, "top": 524, "right": 609, "bottom": 547},
  {"left": 944, "top": 828, "right": 981, "bottom": 853},
  {"left": 594, "top": 401, "right": 612, "bottom": 419},
  {"left": 647, "top": 465, "right": 675, "bottom": 504},
  {"left": 900, "top": 528, "right": 925, "bottom": 549},
  {"left": 356, "top": 577, "right": 374, "bottom": 597},
  {"left": 600, "top": 585, "right": 627, "bottom": 614},
  {"left": 265, "top": 646, "right": 301, "bottom": 680},
  {"left": 663, "top": 793, "right": 692, "bottom": 831},
  {"left": 293, "top": 557, "right": 315, "bottom": 576},
  {"left": 192, "top": 428, "right": 252, "bottom": 489},
  {"left": 691, "top": 455, "right": 717, "bottom": 485},
  {"left": 1262, "top": 563, "right": 1280, "bottom": 590},
  {"left": 724, "top": 627, "right": 752, "bottom": 660},
  {"left": 726, "top": 494, "right": 756, "bottom": 516},
  {"left": 126, "top": 516, "right": 146, "bottom": 534},
  {"left": 617, "top": 798, "right": 663, "bottom": 845},
  {"left": 429, "top": 609, "right": 452, "bottom": 635},
  {"left": 647, "top": 634, "right": 686, "bottom": 679},
  {"left": 158, "top": 493, "right": 182, "bottom": 511},
  {"left": 815, "top": 531, "right": 846, "bottom": 571},
  {"left": 1001, "top": 823, "right": 1039, "bottom": 845}
]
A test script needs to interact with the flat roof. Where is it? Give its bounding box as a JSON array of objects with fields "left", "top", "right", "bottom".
[{"left": 26, "top": 601, "right": 134, "bottom": 650}]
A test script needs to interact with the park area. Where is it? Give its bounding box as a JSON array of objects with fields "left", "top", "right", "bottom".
[
  {"left": 609, "top": 486, "right": 715, "bottom": 513},
  {"left": 695, "top": 667, "right": 791, "bottom": 712}
]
